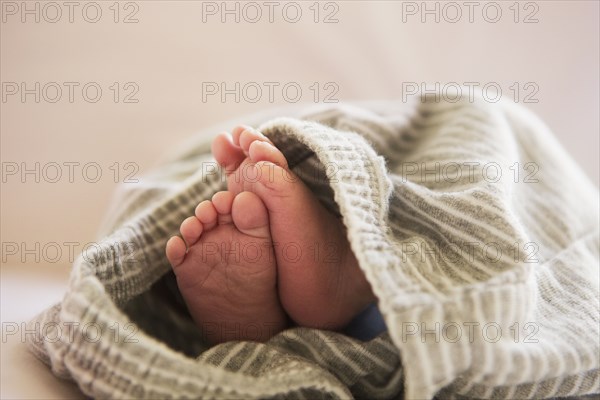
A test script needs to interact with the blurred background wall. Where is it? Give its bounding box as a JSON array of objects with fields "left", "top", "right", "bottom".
[{"left": 2, "top": 1, "right": 598, "bottom": 269}]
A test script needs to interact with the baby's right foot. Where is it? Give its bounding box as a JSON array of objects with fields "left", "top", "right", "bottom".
[{"left": 213, "top": 126, "right": 377, "bottom": 330}]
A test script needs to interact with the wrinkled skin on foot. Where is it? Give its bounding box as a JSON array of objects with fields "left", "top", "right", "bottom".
[{"left": 166, "top": 190, "right": 287, "bottom": 344}]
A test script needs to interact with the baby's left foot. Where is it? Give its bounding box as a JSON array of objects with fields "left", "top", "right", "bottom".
[{"left": 165, "top": 191, "right": 287, "bottom": 344}]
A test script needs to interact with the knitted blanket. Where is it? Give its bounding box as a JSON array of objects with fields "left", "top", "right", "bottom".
[{"left": 27, "top": 94, "right": 599, "bottom": 399}]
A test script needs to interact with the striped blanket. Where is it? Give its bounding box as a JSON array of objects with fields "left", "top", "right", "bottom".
[{"left": 27, "top": 94, "right": 599, "bottom": 399}]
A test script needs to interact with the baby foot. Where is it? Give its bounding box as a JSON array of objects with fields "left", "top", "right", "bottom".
[
  {"left": 165, "top": 190, "right": 287, "bottom": 344},
  {"left": 213, "top": 126, "right": 377, "bottom": 330}
]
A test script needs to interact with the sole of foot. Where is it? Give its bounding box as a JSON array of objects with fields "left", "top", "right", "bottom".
[{"left": 166, "top": 190, "right": 288, "bottom": 344}]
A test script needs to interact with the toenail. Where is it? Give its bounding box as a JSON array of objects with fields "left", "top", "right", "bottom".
[
  {"left": 245, "top": 126, "right": 266, "bottom": 138},
  {"left": 252, "top": 140, "right": 275, "bottom": 151}
]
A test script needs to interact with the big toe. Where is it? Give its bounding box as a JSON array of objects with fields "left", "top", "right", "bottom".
[
  {"left": 250, "top": 161, "right": 325, "bottom": 232},
  {"left": 212, "top": 132, "right": 246, "bottom": 175},
  {"left": 248, "top": 140, "right": 288, "bottom": 169},
  {"left": 232, "top": 125, "right": 272, "bottom": 152},
  {"left": 251, "top": 161, "right": 300, "bottom": 199},
  {"left": 231, "top": 191, "right": 271, "bottom": 238}
]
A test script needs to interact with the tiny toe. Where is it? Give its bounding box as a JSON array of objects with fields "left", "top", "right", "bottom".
[
  {"left": 232, "top": 191, "right": 271, "bottom": 238},
  {"left": 195, "top": 200, "right": 218, "bottom": 230},
  {"left": 232, "top": 125, "right": 270, "bottom": 146},
  {"left": 166, "top": 236, "right": 187, "bottom": 268},
  {"left": 248, "top": 140, "right": 289, "bottom": 169},
  {"left": 212, "top": 132, "right": 246, "bottom": 175},
  {"left": 212, "top": 191, "right": 235, "bottom": 224},
  {"left": 236, "top": 126, "right": 272, "bottom": 154},
  {"left": 180, "top": 216, "right": 203, "bottom": 246},
  {"left": 231, "top": 125, "right": 248, "bottom": 146}
]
